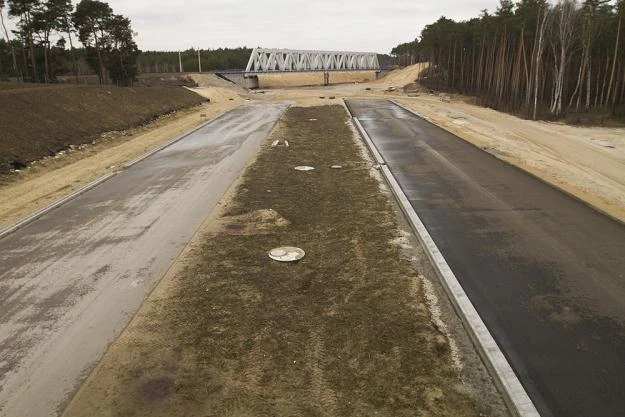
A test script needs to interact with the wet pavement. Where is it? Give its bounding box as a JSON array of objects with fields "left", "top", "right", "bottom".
[
  {"left": 346, "top": 100, "right": 625, "bottom": 417},
  {"left": 0, "top": 104, "right": 286, "bottom": 417}
]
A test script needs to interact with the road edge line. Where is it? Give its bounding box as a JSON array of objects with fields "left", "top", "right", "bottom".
[
  {"left": 0, "top": 106, "right": 242, "bottom": 240},
  {"left": 0, "top": 173, "right": 116, "bottom": 240},
  {"left": 122, "top": 105, "right": 238, "bottom": 168},
  {"left": 390, "top": 98, "right": 625, "bottom": 227},
  {"left": 345, "top": 99, "right": 540, "bottom": 417}
]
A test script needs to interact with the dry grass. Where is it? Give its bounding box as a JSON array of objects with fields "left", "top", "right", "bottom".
[
  {"left": 0, "top": 84, "right": 207, "bottom": 173},
  {"left": 63, "top": 105, "right": 483, "bottom": 417}
]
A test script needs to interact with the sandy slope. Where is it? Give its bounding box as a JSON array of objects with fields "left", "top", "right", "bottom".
[{"left": 374, "top": 62, "right": 429, "bottom": 87}]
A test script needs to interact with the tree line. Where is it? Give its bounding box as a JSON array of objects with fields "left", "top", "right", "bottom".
[
  {"left": 137, "top": 48, "right": 252, "bottom": 74},
  {"left": 0, "top": 0, "right": 138, "bottom": 85},
  {"left": 392, "top": 0, "right": 625, "bottom": 120},
  {"left": 135, "top": 51, "right": 398, "bottom": 74}
]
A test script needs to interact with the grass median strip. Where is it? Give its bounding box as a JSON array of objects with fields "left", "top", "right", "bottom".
[{"left": 63, "top": 105, "right": 484, "bottom": 416}]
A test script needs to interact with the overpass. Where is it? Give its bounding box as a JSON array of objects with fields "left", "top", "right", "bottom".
[{"left": 218, "top": 48, "right": 381, "bottom": 88}]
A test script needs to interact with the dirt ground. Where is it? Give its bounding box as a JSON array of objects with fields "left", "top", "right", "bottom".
[
  {"left": 257, "top": 71, "right": 376, "bottom": 88},
  {"left": 0, "top": 86, "right": 244, "bottom": 230},
  {"left": 373, "top": 63, "right": 429, "bottom": 87},
  {"left": 62, "top": 105, "right": 501, "bottom": 417}
]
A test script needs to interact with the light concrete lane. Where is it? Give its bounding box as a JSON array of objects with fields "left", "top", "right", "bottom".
[{"left": 0, "top": 104, "right": 286, "bottom": 417}]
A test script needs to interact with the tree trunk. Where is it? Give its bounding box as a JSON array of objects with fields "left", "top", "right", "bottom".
[
  {"left": 452, "top": 40, "right": 457, "bottom": 90},
  {"left": 43, "top": 42, "right": 49, "bottom": 82},
  {"left": 586, "top": 55, "right": 592, "bottom": 109},
  {"left": 606, "top": 16, "right": 621, "bottom": 105},
  {"left": 92, "top": 30, "right": 106, "bottom": 84},
  {"left": 619, "top": 65, "right": 625, "bottom": 103},
  {"left": 24, "top": 12, "right": 38, "bottom": 82},
  {"left": 41, "top": 30, "right": 51, "bottom": 83},
  {"left": 600, "top": 54, "right": 610, "bottom": 106},
  {"left": 65, "top": 17, "right": 79, "bottom": 84},
  {"left": 527, "top": 15, "right": 541, "bottom": 110},
  {"left": 533, "top": 7, "right": 548, "bottom": 120},
  {"left": 0, "top": 6, "right": 20, "bottom": 81}
]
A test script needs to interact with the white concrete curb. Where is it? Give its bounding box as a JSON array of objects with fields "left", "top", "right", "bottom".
[
  {"left": 345, "top": 100, "right": 540, "bottom": 417},
  {"left": 0, "top": 109, "right": 234, "bottom": 240}
]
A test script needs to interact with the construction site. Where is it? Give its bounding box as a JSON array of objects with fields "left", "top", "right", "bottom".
[{"left": 1, "top": 37, "right": 625, "bottom": 417}]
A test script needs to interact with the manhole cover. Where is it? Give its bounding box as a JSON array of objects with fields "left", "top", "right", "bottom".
[
  {"left": 268, "top": 247, "right": 305, "bottom": 262},
  {"left": 294, "top": 166, "right": 315, "bottom": 171}
]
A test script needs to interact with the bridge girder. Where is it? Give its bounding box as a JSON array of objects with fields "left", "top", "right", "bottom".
[{"left": 245, "top": 48, "right": 380, "bottom": 73}]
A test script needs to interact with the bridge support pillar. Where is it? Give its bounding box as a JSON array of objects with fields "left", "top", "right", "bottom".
[{"left": 215, "top": 72, "right": 259, "bottom": 89}]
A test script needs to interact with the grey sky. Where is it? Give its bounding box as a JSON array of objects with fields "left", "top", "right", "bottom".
[
  {"left": 104, "top": 0, "right": 500, "bottom": 53},
  {"left": 1, "top": 0, "right": 501, "bottom": 53}
]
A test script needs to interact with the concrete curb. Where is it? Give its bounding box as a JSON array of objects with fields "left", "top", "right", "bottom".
[
  {"left": 390, "top": 98, "right": 625, "bottom": 227},
  {"left": 0, "top": 108, "right": 237, "bottom": 241},
  {"left": 345, "top": 99, "right": 540, "bottom": 417}
]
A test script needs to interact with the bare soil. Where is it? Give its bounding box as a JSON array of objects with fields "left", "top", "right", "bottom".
[
  {"left": 257, "top": 70, "right": 376, "bottom": 88},
  {"left": 62, "top": 105, "right": 490, "bottom": 417},
  {"left": 0, "top": 84, "right": 207, "bottom": 173}
]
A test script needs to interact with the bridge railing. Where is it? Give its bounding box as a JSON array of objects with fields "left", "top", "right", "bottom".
[{"left": 245, "top": 48, "right": 380, "bottom": 73}]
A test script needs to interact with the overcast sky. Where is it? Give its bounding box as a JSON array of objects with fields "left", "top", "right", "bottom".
[
  {"left": 1, "top": 0, "right": 502, "bottom": 53},
  {"left": 100, "top": 0, "right": 500, "bottom": 53}
]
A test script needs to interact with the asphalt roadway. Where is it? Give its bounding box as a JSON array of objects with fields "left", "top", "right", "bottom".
[
  {"left": 346, "top": 100, "right": 625, "bottom": 417},
  {"left": 0, "top": 104, "right": 285, "bottom": 417}
]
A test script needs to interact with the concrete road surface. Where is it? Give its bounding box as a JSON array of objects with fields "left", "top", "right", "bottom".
[
  {"left": 346, "top": 100, "right": 625, "bottom": 417},
  {"left": 0, "top": 104, "right": 285, "bottom": 417}
]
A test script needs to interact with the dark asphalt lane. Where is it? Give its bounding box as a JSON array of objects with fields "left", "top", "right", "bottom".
[{"left": 346, "top": 100, "right": 625, "bottom": 417}]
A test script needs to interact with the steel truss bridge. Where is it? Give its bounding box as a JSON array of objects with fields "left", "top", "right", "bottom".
[{"left": 245, "top": 48, "right": 380, "bottom": 73}]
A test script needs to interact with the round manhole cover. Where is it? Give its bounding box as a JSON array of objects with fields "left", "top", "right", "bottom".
[
  {"left": 294, "top": 166, "right": 315, "bottom": 171},
  {"left": 268, "top": 247, "right": 305, "bottom": 262}
]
